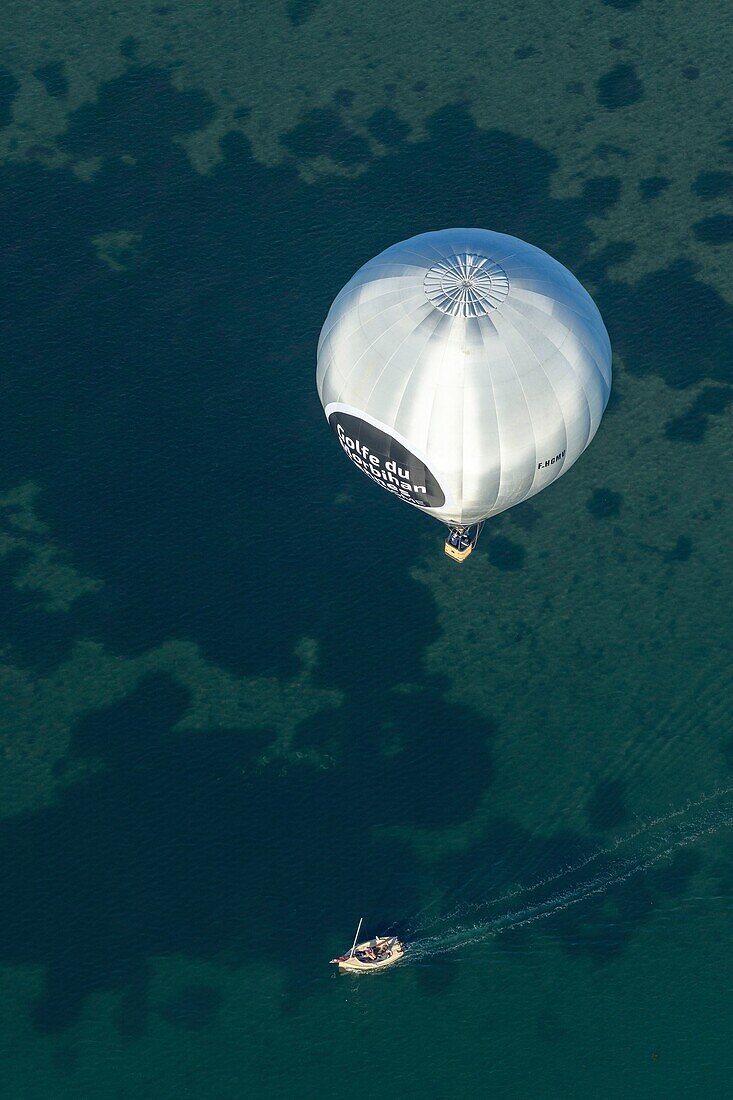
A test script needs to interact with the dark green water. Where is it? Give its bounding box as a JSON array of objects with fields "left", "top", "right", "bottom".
[{"left": 0, "top": 2, "right": 731, "bottom": 1096}]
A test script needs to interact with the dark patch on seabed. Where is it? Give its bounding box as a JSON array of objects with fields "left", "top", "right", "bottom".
[
  {"left": 281, "top": 106, "right": 372, "bottom": 167},
  {"left": 587, "top": 487, "right": 623, "bottom": 518},
  {"left": 693, "top": 170, "right": 733, "bottom": 199},
  {"left": 34, "top": 61, "right": 69, "bottom": 101},
  {"left": 639, "top": 176, "right": 670, "bottom": 201},
  {"left": 664, "top": 534, "right": 692, "bottom": 563},
  {"left": 286, "top": 0, "right": 321, "bottom": 26},
  {"left": 0, "top": 66, "right": 19, "bottom": 128},
  {"left": 0, "top": 65, "right": 726, "bottom": 1029},
  {"left": 665, "top": 386, "right": 733, "bottom": 443},
  {"left": 514, "top": 45, "right": 540, "bottom": 60},
  {"left": 487, "top": 534, "right": 526, "bottom": 570},
  {"left": 60, "top": 66, "right": 216, "bottom": 158},
  {"left": 596, "top": 64, "right": 644, "bottom": 110},
  {"left": 694, "top": 215, "right": 733, "bottom": 245},
  {"left": 584, "top": 175, "right": 621, "bottom": 208},
  {"left": 366, "top": 107, "right": 410, "bottom": 148},
  {"left": 592, "top": 259, "right": 733, "bottom": 388}
]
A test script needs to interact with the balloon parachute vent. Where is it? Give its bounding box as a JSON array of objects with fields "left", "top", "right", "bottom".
[{"left": 424, "top": 253, "right": 510, "bottom": 317}]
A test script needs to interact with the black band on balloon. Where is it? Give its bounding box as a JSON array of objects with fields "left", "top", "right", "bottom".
[{"left": 328, "top": 411, "right": 446, "bottom": 509}]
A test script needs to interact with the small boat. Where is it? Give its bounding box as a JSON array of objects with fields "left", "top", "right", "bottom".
[{"left": 330, "top": 919, "right": 405, "bottom": 972}]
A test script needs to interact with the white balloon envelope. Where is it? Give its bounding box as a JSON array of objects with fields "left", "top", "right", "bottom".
[{"left": 316, "top": 228, "right": 612, "bottom": 528}]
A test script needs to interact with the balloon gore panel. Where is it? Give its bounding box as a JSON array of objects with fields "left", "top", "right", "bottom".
[{"left": 328, "top": 411, "right": 446, "bottom": 509}]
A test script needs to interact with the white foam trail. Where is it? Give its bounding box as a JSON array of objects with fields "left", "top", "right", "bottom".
[
  {"left": 403, "top": 791, "right": 733, "bottom": 963},
  {"left": 404, "top": 786, "right": 731, "bottom": 937}
]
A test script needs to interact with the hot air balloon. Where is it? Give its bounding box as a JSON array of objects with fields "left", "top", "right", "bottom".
[{"left": 316, "top": 229, "right": 612, "bottom": 562}]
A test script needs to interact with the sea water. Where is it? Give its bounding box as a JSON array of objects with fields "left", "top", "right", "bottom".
[{"left": 0, "top": 1, "right": 731, "bottom": 1096}]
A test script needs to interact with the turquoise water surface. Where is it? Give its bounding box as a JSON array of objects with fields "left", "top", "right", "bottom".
[{"left": 0, "top": 2, "right": 731, "bottom": 1096}]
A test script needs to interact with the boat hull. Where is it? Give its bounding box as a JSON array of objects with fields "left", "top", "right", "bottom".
[{"left": 332, "top": 936, "right": 404, "bottom": 972}]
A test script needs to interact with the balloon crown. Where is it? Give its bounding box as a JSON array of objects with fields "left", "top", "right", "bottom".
[{"left": 423, "top": 253, "right": 510, "bottom": 317}]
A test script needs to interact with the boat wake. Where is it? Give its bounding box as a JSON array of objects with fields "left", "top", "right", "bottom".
[{"left": 401, "top": 786, "right": 733, "bottom": 963}]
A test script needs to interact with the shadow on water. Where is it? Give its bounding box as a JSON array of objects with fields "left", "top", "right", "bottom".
[{"left": 0, "top": 66, "right": 731, "bottom": 1028}]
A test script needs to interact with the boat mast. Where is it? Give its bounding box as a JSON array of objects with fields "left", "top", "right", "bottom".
[{"left": 349, "top": 917, "right": 364, "bottom": 958}]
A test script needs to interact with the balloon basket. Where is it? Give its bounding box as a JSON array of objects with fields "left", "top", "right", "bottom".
[{"left": 444, "top": 540, "right": 474, "bottom": 563}]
